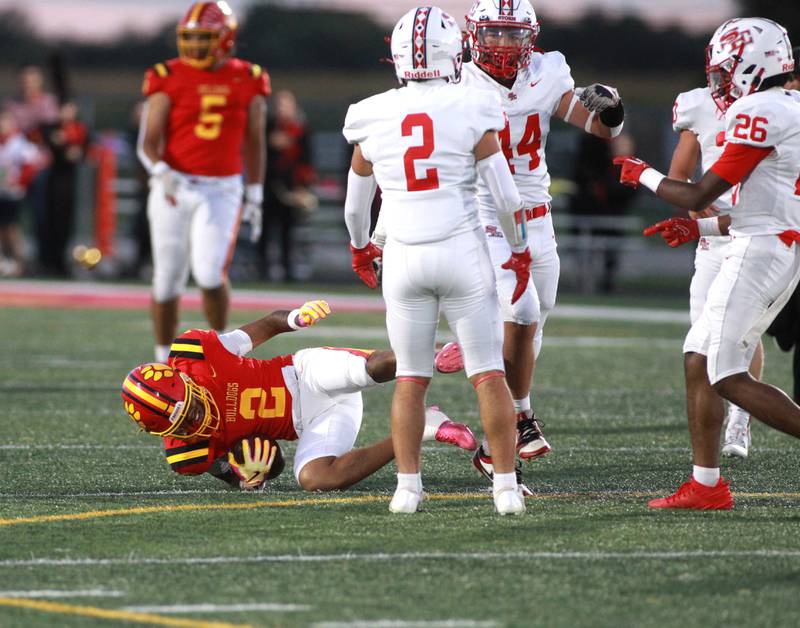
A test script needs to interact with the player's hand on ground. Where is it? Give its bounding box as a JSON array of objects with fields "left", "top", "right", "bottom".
[
  {"left": 228, "top": 437, "right": 278, "bottom": 489},
  {"left": 643, "top": 217, "right": 700, "bottom": 248},
  {"left": 579, "top": 83, "right": 620, "bottom": 113},
  {"left": 501, "top": 248, "right": 532, "bottom": 305},
  {"left": 350, "top": 242, "right": 382, "bottom": 289},
  {"left": 613, "top": 156, "right": 650, "bottom": 188},
  {"left": 150, "top": 161, "right": 179, "bottom": 206},
  {"left": 294, "top": 300, "right": 331, "bottom": 328}
]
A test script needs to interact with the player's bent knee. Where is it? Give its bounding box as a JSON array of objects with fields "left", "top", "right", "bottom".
[
  {"left": 712, "top": 372, "right": 746, "bottom": 400},
  {"left": 297, "top": 457, "right": 343, "bottom": 492},
  {"left": 152, "top": 274, "right": 184, "bottom": 302},
  {"left": 193, "top": 269, "right": 225, "bottom": 292},
  {"left": 469, "top": 370, "right": 505, "bottom": 389}
]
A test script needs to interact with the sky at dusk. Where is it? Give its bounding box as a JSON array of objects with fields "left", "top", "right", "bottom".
[{"left": 3, "top": 0, "right": 738, "bottom": 41}]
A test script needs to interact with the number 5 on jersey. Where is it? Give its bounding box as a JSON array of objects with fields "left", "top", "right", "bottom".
[{"left": 402, "top": 113, "right": 439, "bottom": 192}]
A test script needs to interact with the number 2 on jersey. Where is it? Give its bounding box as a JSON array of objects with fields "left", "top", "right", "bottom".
[
  {"left": 402, "top": 113, "right": 439, "bottom": 192},
  {"left": 500, "top": 113, "right": 541, "bottom": 174}
]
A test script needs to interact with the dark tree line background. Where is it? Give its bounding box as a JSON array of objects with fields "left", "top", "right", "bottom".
[{"left": 0, "top": 1, "right": 796, "bottom": 75}]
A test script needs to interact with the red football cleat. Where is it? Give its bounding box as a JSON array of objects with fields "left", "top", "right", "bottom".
[
  {"left": 648, "top": 477, "right": 734, "bottom": 510},
  {"left": 434, "top": 341, "right": 464, "bottom": 374}
]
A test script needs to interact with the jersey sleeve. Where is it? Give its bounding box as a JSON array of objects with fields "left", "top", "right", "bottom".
[
  {"left": 163, "top": 436, "right": 215, "bottom": 475},
  {"left": 543, "top": 52, "right": 575, "bottom": 115},
  {"left": 342, "top": 100, "right": 371, "bottom": 146},
  {"left": 141, "top": 62, "right": 171, "bottom": 97},
  {"left": 672, "top": 91, "right": 697, "bottom": 133},
  {"left": 724, "top": 97, "right": 784, "bottom": 148},
  {"left": 167, "top": 329, "right": 211, "bottom": 366}
]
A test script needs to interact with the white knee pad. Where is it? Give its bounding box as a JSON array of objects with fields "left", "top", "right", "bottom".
[
  {"left": 152, "top": 266, "right": 189, "bottom": 302},
  {"left": 496, "top": 270, "right": 540, "bottom": 325}
]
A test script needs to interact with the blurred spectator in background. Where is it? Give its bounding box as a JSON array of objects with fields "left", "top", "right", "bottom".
[
  {"left": 3, "top": 65, "right": 60, "bottom": 277},
  {"left": 39, "top": 102, "right": 88, "bottom": 276},
  {"left": 3, "top": 66, "right": 59, "bottom": 139},
  {"left": 764, "top": 48, "right": 800, "bottom": 402},
  {"left": 567, "top": 132, "right": 638, "bottom": 292},
  {"left": 260, "top": 89, "right": 316, "bottom": 282},
  {"left": 0, "top": 111, "right": 41, "bottom": 277}
]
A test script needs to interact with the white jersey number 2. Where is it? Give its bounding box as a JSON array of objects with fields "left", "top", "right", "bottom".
[{"left": 402, "top": 113, "right": 440, "bottom": 192}]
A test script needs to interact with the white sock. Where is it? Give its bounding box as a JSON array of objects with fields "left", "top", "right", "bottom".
[
  {"left": 692, "top": 465, "right": 720, "bottom": 487},
  {"left": 727, "top": 405, "right": 750, "bottom": 427},
  {"left": 396, "top": 473, "right": 422, "bottom": 493},
  {"left": 493, "top": 471, "right": 517, "bottom": 494},
  {"left": 513, "top": 397, "right": 531, "bottom": 415},
  {"left": 154, "top": 345, "right": 171, "bottom": 363}
]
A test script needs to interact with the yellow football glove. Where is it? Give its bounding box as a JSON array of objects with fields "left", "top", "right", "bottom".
[
  {"left": 290, "top": 300, "right": 331, "bottom": 329},
  {"left": 228, "top": 437, "right": 278, "bottom": 490}
]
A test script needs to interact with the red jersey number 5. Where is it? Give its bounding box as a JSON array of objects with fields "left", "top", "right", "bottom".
[{"left": 402, "top": 113, "right": 439, "bottom": 192}]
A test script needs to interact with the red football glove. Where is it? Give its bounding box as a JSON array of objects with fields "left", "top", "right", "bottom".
[
  {"left": 643, "top": 217, "right": 700, "bottom": 248},
  {"left": 613, "top": 156, "right": 651, "bottom": 188},
  {"left": 500, "top": 248, "right": 532, "bottom": 305},
  {"left": 350, "top": 242, "right": 382, "bottom": 289}
]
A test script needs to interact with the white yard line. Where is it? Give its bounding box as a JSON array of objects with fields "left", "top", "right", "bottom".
[
  {"left": 122, "top": 603, "right": 310, "bottom": 613},
  {"left": 3, "top": 550, "right": 800, "bottom": 568},
  {"left": 0, "top": 589, "right": 124, "bottom": 598},
  {"left": 313, "top": 622, "right": 499, "bottom": 628}
]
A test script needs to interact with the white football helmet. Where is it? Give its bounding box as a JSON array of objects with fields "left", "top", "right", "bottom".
[
  {"left": 706, "top": 17, "right": 794, "bottom": 112},
  {"left": 391, "top": 6, "right": 463, "bottom": 84},
  {"left": 466, "top": 0, "right": 539, "bottom": 80}
]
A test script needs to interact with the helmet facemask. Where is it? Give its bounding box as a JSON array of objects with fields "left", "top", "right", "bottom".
[
  {"left": 469, "top": 22, "right": 538, "bottom": 80},
  {"left": 706, "top": 48, "right": 741, "bottom": 113},
  {"left": 159, "top": 373, "right": 221, "bottom": 439},
  {"left": 177, "top": 28, "right": 221, "bottom": 69}
]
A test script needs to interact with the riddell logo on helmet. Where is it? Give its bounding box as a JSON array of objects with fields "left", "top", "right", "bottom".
[{"left": 404, "top": 69, "right": 442, "bottom": 78}]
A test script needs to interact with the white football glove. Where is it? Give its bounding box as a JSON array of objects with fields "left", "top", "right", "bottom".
[
  {"left": 150, "top": 161, "right": 181, "bottom": 207},
  {"left": 228, "top": 437, "right": 278, "bottom": 490},
  {"left": 578, "top": 83, "right": 621, "bottom": 113},
  {"left": 243, "top": 183, "right": 263, "bottom": 243}
]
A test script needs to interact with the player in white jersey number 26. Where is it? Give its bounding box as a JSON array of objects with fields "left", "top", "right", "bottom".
[
  {"left": 342, "top": 6, "right": 533, "bottom": 515},
  {"left": 669, "top": 63, "right": 765, "bottom": 459},
  {"left": 616, "top": 18, "right": 800, "bottom": 510}
]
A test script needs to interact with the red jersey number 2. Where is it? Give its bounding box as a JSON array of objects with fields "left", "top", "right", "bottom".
[{"left": 402, "top": 113, "right": 439, "bottom": 192}]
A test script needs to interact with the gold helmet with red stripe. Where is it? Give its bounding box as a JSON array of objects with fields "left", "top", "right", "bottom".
[
  {"left": 176, "top": 1, "right": 238, "bottom": 70},
  {"left": 121, "top": 363, "right": 220, "bottom": 440}
]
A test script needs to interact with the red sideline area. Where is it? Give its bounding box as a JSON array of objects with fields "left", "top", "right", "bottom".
[{"left": 0, "top": 280, "right": 385, "bottom": 313}]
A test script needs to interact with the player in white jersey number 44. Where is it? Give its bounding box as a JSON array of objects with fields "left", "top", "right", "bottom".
[
  {"left": 615, "top": 18, "right": 800, "bottom": 510},
  {"left": 342, "top": 6, "right": 534, "bottom": 515},
  {"left": 440, "top": 0, "right": 626, "bottom": 484}
]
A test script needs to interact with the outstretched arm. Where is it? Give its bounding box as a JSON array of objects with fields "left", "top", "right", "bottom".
[
  {"left": 219, "top": 301, "right": 332, "bottom": 355},
  {"left": 557, "top": 84, "right": 625, "bottom": 139}
]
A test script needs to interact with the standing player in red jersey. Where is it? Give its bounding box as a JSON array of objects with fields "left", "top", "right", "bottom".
[
  {"left": 121, "top": 300, "right": 478, "bottom": 492},
  {"left": 137, "top": 1, "right": 269, "bottom": 363}
]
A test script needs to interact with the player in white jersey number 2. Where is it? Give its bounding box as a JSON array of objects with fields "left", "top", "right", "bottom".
[
  {"left": 343, "top": 6, "right": 533, "bottom": 515},
  {"left": 670, "top": 81, "right": 764, "bottom": 458},
  {"left": 442, "top": 0, "right": 626, "bottom": 482},
  {"left": 616, "top": 18, "right": 800, "bottom": 510}
]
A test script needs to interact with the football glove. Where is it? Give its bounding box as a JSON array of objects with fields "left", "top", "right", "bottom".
[
  {"left": 579, "top": 83, "right": 621, "bottom": 113},
  {"left": 242, "top": 184, "right": 263, "bottom": 243},
  {"left": 350, "top": 242, "right": 383, "bottom": 289},
  {"left": 644, "top": 218, "right": 700, "bottom": 248},
  {"left": 228, "top": 437, "right": 278, "bottom": 490},
  {"left": 150, "top": 161, "right": 180, "bottom": 207},
  {"left": 293, "top": 299, "right": 331, "bottom": 328},
  {"left": 613, "top": 156, "right": 651, "bottom": 188},
  {"left": 500, "top": 247, "right": 532, "bottom": 305}
]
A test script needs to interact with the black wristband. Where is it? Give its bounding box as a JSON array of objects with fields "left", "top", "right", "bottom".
[{"left": 599, "top": 100, "right": 625, "bottom": 128}]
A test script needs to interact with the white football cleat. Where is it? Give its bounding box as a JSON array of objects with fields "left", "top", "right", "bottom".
[
  {"left": 494, "top": 486, "right": 526, "bottom": 515},
  {"left": 722, "top": 418, "right": 750, "bottom": 458},
  {"left": 389, "top": 488, "right": 425, "bottom": 514},
  {"left": 516, "top": 410, "right": 551, "bottom": 459}
]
